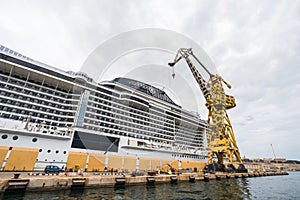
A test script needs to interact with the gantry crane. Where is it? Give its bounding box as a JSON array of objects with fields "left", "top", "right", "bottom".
[{"left": 169, "top": 48, "right": 246, "bottom": 172}]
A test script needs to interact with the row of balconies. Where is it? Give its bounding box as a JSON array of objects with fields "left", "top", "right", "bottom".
[
  {"left": 85, "top": 109, "right": 175, "bottom": 135},
  {"left": 0, "top": 110, "right": 74, "bottom": 127},
  {"left": 175, "top": 131, "right": 203, "bottom": 141},
  {"left": 83, "top": 114, "right": 175, "bottom": 138},
  {"left": 88, "top": 100, "right": 176, "bottom": 127},
  {"left": 89, "top": 92, "right": 202, "bottom": 130},
  {"left": 175, "top": 125, "right": 203, "bottom": 135},
  {"left": 175, "top": 134, "right": 203, "bottom": 144},
  {"left": 86, "top": 102, "right": 175, "bottom": 128},
  {"left": 82, "top": 123, "right": 174, "bottom": 142},
  {"left": 0, "top": 97, "right": 75, "bottom": 116},
  {"left": 174, "top": 139, "right": 203, "bottom": 148},
  {"left": 0, "top": 84, "right": 78, "bottom": 108},
  {"left": 0, "top": 72, "right": 72, "bottom": 95},
  {"left": 89, "top": 93, "right": 201, "bottom": 126}
]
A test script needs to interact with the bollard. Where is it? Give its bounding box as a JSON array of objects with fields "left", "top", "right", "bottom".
[{"left": 189, "top": 175, "right": 195, "bottom": 183}]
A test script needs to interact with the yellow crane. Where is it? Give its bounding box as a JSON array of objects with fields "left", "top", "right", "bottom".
[
  {"left": 169, "top": 48, "right": 246, "bottom": 172},
  {"left": 271, "top": 144, "right": 281, "bottom": 172}
]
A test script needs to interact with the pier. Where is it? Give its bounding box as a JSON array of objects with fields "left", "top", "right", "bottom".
[{"left": 0, "top": 171, "right": 289, "bottom": 193}]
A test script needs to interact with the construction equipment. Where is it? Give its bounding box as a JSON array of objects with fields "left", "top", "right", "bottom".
[
  {"left": 169, "top": 48, "right": 246, "bottom": 172},
  {"left": 271, "top": 144, "right": 281, "bottom": 172}
]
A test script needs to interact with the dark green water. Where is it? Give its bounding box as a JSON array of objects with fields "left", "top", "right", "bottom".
[{"left": 1, "top": 172, "right": 299, "bottom": 200}]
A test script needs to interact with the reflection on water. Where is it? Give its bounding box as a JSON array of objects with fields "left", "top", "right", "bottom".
[
  {"left": 1, "top": 179, "right": 250, "bottom": 200},
  {"left": 1, "top": 190, "right": 26, "bottom": 200},
  {"left": 69, "top": 186, "right": 85, "bottom": 197},
  {"left": 1, "top": 173, "right": 300, "bottom": 200}
]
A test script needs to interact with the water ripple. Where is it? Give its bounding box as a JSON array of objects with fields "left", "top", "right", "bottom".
[{"left": 1, "top": 172, "right": 299, "bottom": 200}]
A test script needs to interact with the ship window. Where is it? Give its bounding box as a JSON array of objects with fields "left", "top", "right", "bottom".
[
  {"left": 32, "top": 138, "right": 38, "bottom": 142},
  {"left": 47, "top": 150, "right": 51, "bottom": 153},
  {"left": 39, "top": 149, "right": 42, "bottom": 152},
  {"left": 12, "top": 136, "right": 18, "bottom": 140},
  {"left": 55, "top": 150, "right": 59, "bottom": 154},
  {"left": 1, "top": 135, "right": 8, "bottom": 139},
  {"left": 63, "top": 151, "right": 66, "bottom": 154}
]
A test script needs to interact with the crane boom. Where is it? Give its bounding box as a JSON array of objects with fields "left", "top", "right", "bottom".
[
  {"left": 169, "top": 48, "right": 244, "bottom": 169},
  {"left": 271, "top": 144, "right": 280, "bottom": 172},
  {"left": 169, "top": 49, "right": 210, "bottom": 99},
  {"left": 270, "top": 144, "right": 277, "bottom": 160}
]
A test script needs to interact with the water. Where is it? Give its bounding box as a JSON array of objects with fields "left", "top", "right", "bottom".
[{"left": 1, "top": 172, "right": 300, "bottom": 200}]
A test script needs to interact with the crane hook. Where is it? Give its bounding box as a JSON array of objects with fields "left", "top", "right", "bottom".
[{"left": 172, "top": 68, "right": 175, "bottom": 79}]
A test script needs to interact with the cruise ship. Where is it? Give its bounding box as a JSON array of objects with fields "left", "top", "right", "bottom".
[{"left": 0, "top": 45, "right": 208, "bottom": 172}]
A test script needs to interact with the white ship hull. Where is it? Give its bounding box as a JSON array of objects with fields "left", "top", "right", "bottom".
[{"left": 0, "top": 44, "right": 208, "bottom": 172}]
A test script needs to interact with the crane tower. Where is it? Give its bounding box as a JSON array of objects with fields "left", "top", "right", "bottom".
[{"left": 168, "top": 48, "right": 246, "bottom": 171}]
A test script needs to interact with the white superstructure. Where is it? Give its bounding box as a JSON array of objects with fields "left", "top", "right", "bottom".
[{"left": 0, "top": 45, "right": 208, "bottom": 172}]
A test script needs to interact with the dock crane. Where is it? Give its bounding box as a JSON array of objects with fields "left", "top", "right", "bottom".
[
  {"left": 168, "top": 48, "right": 247, "bottom": 172},
  {"left": 271, "top": 144, "right": 281, "bottom": 172}
]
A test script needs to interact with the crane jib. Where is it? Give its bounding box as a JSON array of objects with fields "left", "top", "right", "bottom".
[{"left": 168, "top": 48, "right": 244, "bottom": 170}]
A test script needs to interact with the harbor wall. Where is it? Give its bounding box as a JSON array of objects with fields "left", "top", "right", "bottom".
[{"left": 0, "top": 171, "right": 289, "bottom": 193}]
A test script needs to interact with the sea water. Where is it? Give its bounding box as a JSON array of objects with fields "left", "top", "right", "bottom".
[{"left": 1, "top": 172, "right": 299, "bottom": 200}]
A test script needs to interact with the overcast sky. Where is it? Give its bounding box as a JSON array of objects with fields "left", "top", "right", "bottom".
[{"left": 1, "top": 0, "right": 299, "bottom": 160}]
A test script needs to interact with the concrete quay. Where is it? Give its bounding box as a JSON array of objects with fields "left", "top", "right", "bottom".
[{"left": 0, "top": 171, "right": 289, "bottom": 193}]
